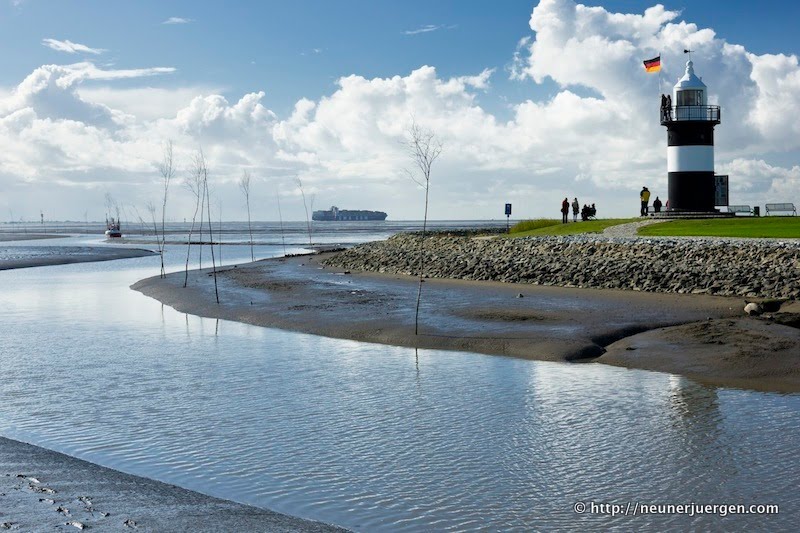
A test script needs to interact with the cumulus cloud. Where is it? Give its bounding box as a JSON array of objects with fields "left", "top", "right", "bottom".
[
  {"left": 162, "top": 17, "right": 192, "bottom": 25},
  {"left": 717, "top": 158, "right": 800, "bottom": 198},
  {"left": 0, "top": 63, "right": 178, "bottom": 181},
  {"left": 76, "top": 86, "right": 221, "bottom": 121},
  {"left": 42, "top": 38, "right": 106, "bottom": 55},
  {"left": 2, "top": 0, "right": 800, "bottom": 221},
  {"left": 506, "top": 0, "right": 800, "bottom": 201}
]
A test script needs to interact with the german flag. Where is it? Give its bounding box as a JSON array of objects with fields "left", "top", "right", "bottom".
[{"left": 643, "top": 56, "right": 661, "bottom": 73}]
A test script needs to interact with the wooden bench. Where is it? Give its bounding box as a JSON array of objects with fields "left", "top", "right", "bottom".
[
  {"left": 728, "top": 205, "right": 752, "bottom": 215},
  {"left": 765, "top": 203, "right": 797, "bottom": 216}
]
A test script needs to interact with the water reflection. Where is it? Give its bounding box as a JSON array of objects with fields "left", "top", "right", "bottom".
[{"left": 0, "top": 240, "right": 798, "bottom": 530}]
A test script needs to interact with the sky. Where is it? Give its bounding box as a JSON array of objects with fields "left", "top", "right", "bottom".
[{"left": 1, "top": 0, "right": 800, "bottom": 222}]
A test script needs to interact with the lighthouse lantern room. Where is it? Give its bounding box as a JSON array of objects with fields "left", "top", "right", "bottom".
[{"left": 661, "top": 60, "right": 721, "bottom": 212}]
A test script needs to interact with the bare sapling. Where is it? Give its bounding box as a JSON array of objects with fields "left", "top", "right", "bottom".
[
  {"left": 218, "top": 200, "right": 223, "bottom": 265},
  {"left": 130, "top": 205, "right": 147, "bottom": 234},
  {"left": 146, "top": 201, "right": 159, "bottom": 252},
  {"left": 276, "top": 189, "right": 287, "bottom": 257},
  {"left": 203, "top": 161, "right": 220, "bottom": 304},
  {"left": 296, "top": 177, "right": 313, "bottom": 246},
  {"left": 183, "top": 150, "right": 206, "bottom": 287},
  {"left": 405, "top": 120, "right": 442, "bottom": 336},
  {"left": 239, "top": 170, "right": 255, "bottom": 261},
  {"left": 157, "top": 141, "right": 175, "bottom": 278}
]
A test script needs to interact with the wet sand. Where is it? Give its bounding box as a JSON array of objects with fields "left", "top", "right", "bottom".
[
  {"left": 0, "top": 246, "right": 156, "bottom": 270},
  {"left": 132, "top": 252, "right": 800, "bottom": 392},
  {"left": 0, "top": 233, "right": 64, "bottom": 242},
  {"left": 0, "top": 436, "right": 345, "bottom": 531}
]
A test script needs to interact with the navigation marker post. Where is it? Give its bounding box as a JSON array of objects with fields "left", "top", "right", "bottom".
[{"left": 505, "top": 203, "right": 512, "bottom": 232}]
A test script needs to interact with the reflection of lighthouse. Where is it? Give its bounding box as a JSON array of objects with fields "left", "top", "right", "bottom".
[{"left": 661, "top": 60, "right": 721, "bottom": 211}]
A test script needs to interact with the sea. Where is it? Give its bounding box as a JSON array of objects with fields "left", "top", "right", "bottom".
[{"left": 0, "top": 220, "right": 798, "bottom": 530}]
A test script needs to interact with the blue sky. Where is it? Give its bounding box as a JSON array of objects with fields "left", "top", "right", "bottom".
[{"left": 2, "top": 0, "right": 800, "bottom": 221}]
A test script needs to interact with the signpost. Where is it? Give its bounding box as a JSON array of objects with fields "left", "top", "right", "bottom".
[
  {"left": 505, "top": 203, "right": 512, "bottom": 232},
  {"left": 714, "top": 175, "right": 729, "bottom": 207}
]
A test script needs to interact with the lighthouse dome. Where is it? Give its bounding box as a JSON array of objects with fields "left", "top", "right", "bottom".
[{"left": 673, "top": 60, "right": 707, "bottom": 106}]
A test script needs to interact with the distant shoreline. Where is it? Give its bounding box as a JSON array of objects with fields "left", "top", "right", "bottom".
[{"left": 132, "top": 248, "right": 800, "bottom": 393}]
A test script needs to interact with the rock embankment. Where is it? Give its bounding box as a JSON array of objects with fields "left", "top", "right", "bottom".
[{"left": 323, "top": 233, "right": 800, "bottom": 299}]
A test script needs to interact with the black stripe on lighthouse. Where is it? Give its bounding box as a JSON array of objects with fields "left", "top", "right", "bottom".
[
  {"left": 667, "top": 122, "right": 714, "bottom": 146},
  {"left": 666, "top": 123, "right": 716, "bottom": 211}
]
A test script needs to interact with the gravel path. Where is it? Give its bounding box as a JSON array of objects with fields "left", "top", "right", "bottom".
[{"left": 601, "top": 219, "right": 665, "bottom": 238}]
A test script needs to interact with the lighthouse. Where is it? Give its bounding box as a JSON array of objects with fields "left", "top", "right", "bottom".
[{"left": 662, "top": 60, "right": 721, "bottom": 211}]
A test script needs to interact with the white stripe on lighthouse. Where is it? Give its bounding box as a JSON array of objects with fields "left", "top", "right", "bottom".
[{"left": 667, "top": 145, "right": 714, "bottom": 172}]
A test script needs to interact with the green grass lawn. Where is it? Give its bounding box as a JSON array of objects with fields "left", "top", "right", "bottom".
[
  {"left": 638, "top": 217, "right": 800, "bottom": 238},
  {"left": 508, "top": 218, "right": 640, "bottom": 237}
]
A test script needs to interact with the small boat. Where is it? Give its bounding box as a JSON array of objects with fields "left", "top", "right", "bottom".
[{"left": 105, "top": 217, "right": 122, "bottom": 238}]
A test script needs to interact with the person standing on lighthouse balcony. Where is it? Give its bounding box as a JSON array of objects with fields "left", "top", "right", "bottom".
[{"left": 640, "top": 186, "right": 651, "bottom": 216}]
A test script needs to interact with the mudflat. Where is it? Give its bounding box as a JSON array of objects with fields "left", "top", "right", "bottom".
[
  {"left": 0, "top": 436, "right": 345, "bottom": 531},
  {"left": 0, "top": 246, "right": 155, "bottom": 270},
  {"left": 132, "top": 252, "right": 800, "bottom": 392}
]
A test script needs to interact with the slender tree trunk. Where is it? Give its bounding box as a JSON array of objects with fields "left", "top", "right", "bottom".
[
  {"left": 297, "top": 177, "right": 313, "bottom": 246},
  {"left": 159, "top": 141, "right": 174, "bottom": 279},
  {"left": 405, "top": 120, "right": 441, "bottom": 337},
  {"left": 247, "top": 199, "right": 254, "bottom": 262},
  {"left": 183, "top": 195, "right": 200, "bottom": 288},
  {"left": 198, "top": 182, "right": 205, "bottom": 270},
  {"left": 414, "top": 183, "right": 430, "bottom": 336},
  {"left": 204, "top": 175, "right": 220, "bottom": 304},
  {"left": 276, "top": 191, "right": 287, "bottom": 257}
]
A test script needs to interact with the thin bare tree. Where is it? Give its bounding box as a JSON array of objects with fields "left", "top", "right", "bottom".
[
  {"left": 276, "top": 189, "right": 287, "bottom": 257},
  {"left": 145, "top": 200, "right": 159, "bottom": 246},
  {"left": 202, "top": 160, "right": 220, "bottom": 304},
  {"left": 157, "top": 141, "right": 175, "bottom": 278},
  {"left": 217, "top": 199, "right": 223, "bottom": 265},
  {"left": 130, "top": 205, "right": 147, "bottom": 233},
  {"left": 239, "top": 170, "right": 255, "bottom": 261},
  {"left": 405, "top": 120, "right": 442, "bottom": 336},
  {"left": 183, "top": 150, "right": 206, "bottom": 287},
  {"left": 296, "top": 176, "right": 314, "bottom": 246}
]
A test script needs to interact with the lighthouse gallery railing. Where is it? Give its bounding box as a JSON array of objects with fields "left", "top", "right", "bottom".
[{"left": 660, "top": 105, "right": 720, "bottom": 125}]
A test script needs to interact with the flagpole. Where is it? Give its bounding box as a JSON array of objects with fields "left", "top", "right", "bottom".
[{"left": 658, "top": 50, "right": 663, "bottom": 99}]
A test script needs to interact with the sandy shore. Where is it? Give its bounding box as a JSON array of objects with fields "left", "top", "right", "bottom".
[
  {"left": 0, "top": 436, "right": 346, "bottom": 531},
  {"left": 0, "top": 233, "right": 64, "bottom": 242},
  {"left": 132, "top": 252, "right": 800, "bottom": 392},
  {"left": 0, "top": 246, "right": 156, "bottom": 270}
]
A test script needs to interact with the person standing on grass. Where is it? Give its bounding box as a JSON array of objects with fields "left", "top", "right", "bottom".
[
  {"left": 640, "top": 186, "right": 650, "bottom": 216},
  {"left": 561, "top": 198, "right": 569, "bottom": 223},
  {"left": 653, "top": 196, "right": 662, "bottom": 213},
  {"left": 571, "top": 198, "right": 580, "bottom": 222}
]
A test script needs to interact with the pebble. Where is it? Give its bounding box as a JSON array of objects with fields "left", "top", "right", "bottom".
[{"left": 323, "top": 233, "right": 800, "bottom": 299}]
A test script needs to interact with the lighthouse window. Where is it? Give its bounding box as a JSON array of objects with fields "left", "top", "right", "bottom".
[{"left": 677, "top": 90, "right": 702, "bottom": 106}]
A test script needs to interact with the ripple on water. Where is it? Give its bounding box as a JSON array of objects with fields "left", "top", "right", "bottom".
[{"left": 0, "top": 247, "right": 798, "bottom": 530}]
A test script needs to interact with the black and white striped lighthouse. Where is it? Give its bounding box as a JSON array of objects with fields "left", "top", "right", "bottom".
[{"left": 661, "top": 60, "right": 721, "bottom": 211}]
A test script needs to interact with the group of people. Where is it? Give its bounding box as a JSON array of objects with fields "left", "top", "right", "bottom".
[
  {"left": 559, "top": 187, "right": 666, "bottom": 221},
  {"left": 560, "top": 198, "right": 597, "bottom": 223},
  {"left": 660, "top": 93, "right": 673, "bottom": 121},
  {"left": 640, "top": 186, "right": 664, "bottom": 216}
]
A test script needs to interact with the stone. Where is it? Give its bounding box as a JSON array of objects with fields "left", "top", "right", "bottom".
[{"left": 744, "top": 302, "right": 763, "bottom": 316}]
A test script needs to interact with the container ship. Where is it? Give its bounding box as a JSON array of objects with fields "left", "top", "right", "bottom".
[{"left": 312, "top": 206, "right": 388, "bottom": 221}]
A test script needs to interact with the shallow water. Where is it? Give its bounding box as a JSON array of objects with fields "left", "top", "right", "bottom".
[{"left": 0, "top": 227, "right": 798, "bottom": 530}]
